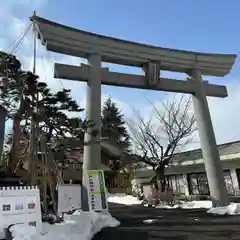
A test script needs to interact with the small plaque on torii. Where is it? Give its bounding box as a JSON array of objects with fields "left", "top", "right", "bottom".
[{"left": 143, "top": 61, "right": 161, "bottom": 85}]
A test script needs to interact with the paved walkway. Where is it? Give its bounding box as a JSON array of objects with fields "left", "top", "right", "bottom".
[{"left": 93, "top": 203, "right": 240, "bottom": 239}]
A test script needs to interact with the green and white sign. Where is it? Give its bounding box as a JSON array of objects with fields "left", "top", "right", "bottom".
[{"left": 85, "top": 170, "right": 108, "bottom": 211}]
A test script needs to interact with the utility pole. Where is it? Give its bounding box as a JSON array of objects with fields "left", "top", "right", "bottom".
[{"left": 28, "top": 10, "right": 37, "bottom": 185}]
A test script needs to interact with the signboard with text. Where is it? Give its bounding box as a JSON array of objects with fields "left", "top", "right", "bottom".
[
  {"left": 85, "top": 170, "right": 108, "bottom": 211},
  {"left": 58, "top": 184, "right": 81, "bottom": 213}
]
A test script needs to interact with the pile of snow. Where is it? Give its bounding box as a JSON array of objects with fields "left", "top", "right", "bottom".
[
  {"left": 106, "top": 194, "right": 213, "bottom": 209},
  {"left": 154, "top": 200, "right": 212, "bottom": 209},
  {"left": 155, "top": 203, "right": 180, "bottom": 209},
  {"left": 207, "top": 203, "right": 240, "bottom": 215},
  {"left": 107, "top": 193, "right": 142, "bottom": 205},
  {"left": 154, "top": 200, "right": 240, "bottom": 216},
  {"left": 10, "top": 225, "right": 38, "bottom": 240},
  {"left": 181, "top": 200, "right": 212, "bottom": 209},
  {"left": 142, "top": 219, "right": 158, "bottom": 224},
  {"left": 10, "top": 210, "right": 120, "bottom": 240}
]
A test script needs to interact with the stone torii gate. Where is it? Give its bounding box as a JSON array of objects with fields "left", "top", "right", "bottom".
[{"left": 31, "top": 15, "right": 237, "bottom": 208}]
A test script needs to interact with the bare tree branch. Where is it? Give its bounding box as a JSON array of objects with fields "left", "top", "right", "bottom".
[{"left": 127, "top": 94, "right": 197, "bottom": 191}]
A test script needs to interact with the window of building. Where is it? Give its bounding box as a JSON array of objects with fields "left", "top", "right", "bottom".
[
  {"left": 223, "top": 170, "right": 234, "bottom": 196},
  {"left": 166, "top": 174, "right": 185, "bottom": 194},
  {"left": 187, "top": 170, "right": 235, "bottom": 196},
  {"left": 188, "top": 172, "right": 210, "bottom": 195}
]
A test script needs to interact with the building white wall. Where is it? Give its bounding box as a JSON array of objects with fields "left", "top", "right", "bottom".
[{"left": 132, "top": 156, "right": 240, "bottom": 196}]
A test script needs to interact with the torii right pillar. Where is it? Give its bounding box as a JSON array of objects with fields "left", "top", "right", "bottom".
[{"left": 189, "top": 68, "right": 229, "bottom": 207}]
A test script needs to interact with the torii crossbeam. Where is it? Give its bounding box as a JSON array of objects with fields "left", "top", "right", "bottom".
[{"left": 31, "top": 14, "right": 237, "bottom": 208}]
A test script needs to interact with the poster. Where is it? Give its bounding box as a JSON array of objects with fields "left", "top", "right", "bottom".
[
  {"left": 85, "top": 170, "right": 108, "bottom": 211},
  {"left": 58, "top": 184, "right": 81, "bottom": 213},
  {"left": 1, "top": 197, "right": 14, "bottom": 214},
  {"left": 0, "top": 186, "right": 42, "bottom": 240},
  {"left": 26, "top": 196, "right": 37, "bottom": 213}
]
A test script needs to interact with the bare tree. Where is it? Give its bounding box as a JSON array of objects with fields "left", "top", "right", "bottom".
[{"left": 128, "top": 94, "right": 197, "bottom": 192}]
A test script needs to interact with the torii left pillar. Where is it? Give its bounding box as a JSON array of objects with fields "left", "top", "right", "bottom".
[{"left": 82, "top": 54, "right": 102, "bottom": 211}]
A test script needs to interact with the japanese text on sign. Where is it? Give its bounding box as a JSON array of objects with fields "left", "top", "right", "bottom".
[{"left": 85, "top": 170, "right": 108, "bottom": 211}]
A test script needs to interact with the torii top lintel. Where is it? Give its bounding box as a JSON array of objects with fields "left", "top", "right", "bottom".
[{"left": 31, "top": 15, "right": 237, "bottom": 77}]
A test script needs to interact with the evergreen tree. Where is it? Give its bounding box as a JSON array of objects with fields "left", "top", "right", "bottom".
[
  {"left": 0, "top": 51, "right": 90, "bottom": 175},
  {"left": 101, "top": 97, "right": 130, "bottom": 151}
]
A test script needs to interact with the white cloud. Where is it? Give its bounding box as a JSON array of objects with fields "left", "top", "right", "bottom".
[
  {"left": 0, "top": 0, "right": 48, "bottom": 16},
  {"left": 0, "top": 1, "right": 86, "bottom": 99},
  {"left": 0, "top": 1, "right": 47, "bottom": 51}
]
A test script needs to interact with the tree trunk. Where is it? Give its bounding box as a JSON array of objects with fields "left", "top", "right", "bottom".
[
  {"left": 7, "top": 95, "right": 25, "bottom": 176},
  {"left": 155, "top": 164, "right": 166, "bottom": 192},
  {"left": 7, "top": 116, "right": 21, "bottom": 175}
]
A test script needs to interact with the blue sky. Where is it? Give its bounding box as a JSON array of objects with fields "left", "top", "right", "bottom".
[{"left": 1, "top": 0, "right": 240, "bottom": 148}]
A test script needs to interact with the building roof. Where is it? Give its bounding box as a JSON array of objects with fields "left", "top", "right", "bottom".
[
  {"left": 133, "top": 140, "right": 240, "bottom": 178},
  {"left": 172, "top": 140, "right": 240, "bottom": 163},
  {"left": 129, "top": 140, "right": 240, "bottom": 167}
]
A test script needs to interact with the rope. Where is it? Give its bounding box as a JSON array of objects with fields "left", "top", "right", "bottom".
[
  {"left": 1, "top": 22, "right": 33, "bottom": 112},
  {"left": 33, "top": 23, "right": 66, "bottom": 89},
  {"left": 4, "top": 23, "right": 32, "bottom": 55},
  {"left": 34, "top": 24, "right": 82, "bottom": 119}
]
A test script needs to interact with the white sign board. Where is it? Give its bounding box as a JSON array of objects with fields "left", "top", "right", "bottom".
[
  {"left": 85, "top": 170, "right": 108, "bottom": 211},
  {"left": 58, "top": 184, "right": 81, "bottom": 213},
  {"left": 0, "top": 186, "right": 42, "bottom": 239}
]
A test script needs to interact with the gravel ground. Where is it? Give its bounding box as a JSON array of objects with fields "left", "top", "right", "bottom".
[{"left": 93, "top": 203, "right": 240, "bottom": 240}]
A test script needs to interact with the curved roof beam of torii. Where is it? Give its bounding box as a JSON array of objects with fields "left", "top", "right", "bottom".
[{"left": 31, "top": 15, "right": 237, "bottom": 77}]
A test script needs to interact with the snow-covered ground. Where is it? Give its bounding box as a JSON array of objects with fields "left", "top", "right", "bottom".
[
  {"left": 157, "top": 201, "right": 240, "bottom": 215},
  {"left": 10, "top": 210, "right": 120, "bottom": 240},
  {"left": 107, "top": 193, "right": 142, "bottom": 205},
  {"left": 107, "top": 193, "right": 240, "bottom": 215}
]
